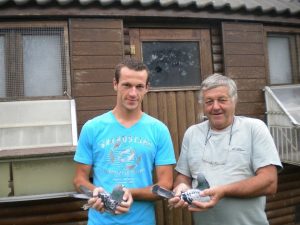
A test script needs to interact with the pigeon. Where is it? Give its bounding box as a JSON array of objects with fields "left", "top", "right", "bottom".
[
  {"left": 152, "top": 172, "right": 211, "bottom": 204},
  {"left": 152, "top": 184, "right": 175, "bottom": 199},
  {"left": 72, "top": 185, "right": 125, "bottom": 213},
  {"left": 181, "top": 172, "right": 211, "bottom": 204}
]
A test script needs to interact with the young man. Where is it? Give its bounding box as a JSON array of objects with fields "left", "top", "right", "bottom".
[
  {"left": 73, "top": 58, "right": 176, "bottom": 225},
  {"left": 168, "top": 74, "right": 282, "bottom": 225}
]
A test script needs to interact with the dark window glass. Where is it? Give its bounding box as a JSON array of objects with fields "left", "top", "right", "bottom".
[{"left": 142, "top": 41, "right": 201, "bottom": 88}]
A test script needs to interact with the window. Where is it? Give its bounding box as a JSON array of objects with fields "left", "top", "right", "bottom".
[
  {"left": 266, "top": 32, "right": 300, "bottom": 85},
  {"left": 130, "top": 28, "right": 212, "bottom": 91},
  {"left": 142, "top": 41, "right": 201, "bottom": 88},
  {"left": 0, "top": 22, "right": 70, "bottom": 100}
]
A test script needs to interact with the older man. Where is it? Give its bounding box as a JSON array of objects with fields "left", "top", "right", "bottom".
[{"left": 169, "top": 74, "right": 282, "bottom": 225}]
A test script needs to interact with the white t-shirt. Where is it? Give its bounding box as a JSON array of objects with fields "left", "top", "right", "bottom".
[{"left": 175, "top": 116, "right": 282, "bottom": 225}]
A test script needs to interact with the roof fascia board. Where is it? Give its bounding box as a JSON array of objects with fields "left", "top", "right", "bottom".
[{"left": 0, "top": 7, "right": 299, "bottom": 25}]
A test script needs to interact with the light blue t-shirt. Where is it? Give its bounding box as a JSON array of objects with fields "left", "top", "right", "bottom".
[{"left": 74, "top": 111, "right": 176, "bottom": 225}]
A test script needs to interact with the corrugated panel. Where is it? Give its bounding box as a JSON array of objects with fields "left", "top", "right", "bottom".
[{"left": 0, "top": 0, "right": 299, "bottom": 15}]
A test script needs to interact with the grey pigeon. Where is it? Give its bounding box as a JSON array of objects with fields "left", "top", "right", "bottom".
[
  {"left": 75, "top": 185, "right": 125, "bottom": 213},
  {"left": 152, "top": 172, "right": 211, "bottom": 204},
  {"left": 181, "top": 172, "right": 210, "bottom": 204}
]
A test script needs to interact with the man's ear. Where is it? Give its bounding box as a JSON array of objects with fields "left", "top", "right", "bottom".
[
  {"left": 145, "top": 83, "right": 150, "bottom": 92},
  {"left": 113, "top": 78, "right": 118, "bottom": 91}
]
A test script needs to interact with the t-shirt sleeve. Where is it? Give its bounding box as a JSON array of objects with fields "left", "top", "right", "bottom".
[
  {"left": 251, "top": 120, "right": 283, "bottom": 172},
  {"left": 175, "top": 128, "right": 192, "bottom": 178},
  {"left": 74, "top": 121, "right": 93, "bottom": 165}
]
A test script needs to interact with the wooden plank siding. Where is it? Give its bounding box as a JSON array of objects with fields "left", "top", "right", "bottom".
[
  {"left": 70, "top": 18, "right": 124, "bottom": 130},
  {"left": 143, "top": 91, "right": 201, "bottom": 225},
  {"left": 222, "top": 22, "right": 267, "bottom": 119},
  {"left": 266, "top": 164, "right": 300, "bottom": 225},
  {"left": 211, "top": 26, "right": 224, "bottom": 74},
  {"left": 0, "top": 198, "right": 88, "bottom": 225}
]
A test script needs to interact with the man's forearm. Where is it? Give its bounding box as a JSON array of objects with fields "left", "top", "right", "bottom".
[
  {"left": 130, "top": 186, "right": 161, "bottom": 201},
  {"left": 222, "top": 165, "right": 278, "bottom": 198},
  {"left": 174, "top": 173, "right": 192, "bottom": 188}
]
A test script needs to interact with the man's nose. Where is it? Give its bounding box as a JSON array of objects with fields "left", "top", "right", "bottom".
[
  {"left": 128, "top": 87, "right": 137, "bottom": 95},
  {"left": 211, "top": 100, "right": 221, "bottom": 109}
]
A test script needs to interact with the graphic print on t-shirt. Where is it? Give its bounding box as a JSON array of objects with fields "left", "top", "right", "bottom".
[{"left": 98, "top": 135, "right": 153, "bottom": 186}]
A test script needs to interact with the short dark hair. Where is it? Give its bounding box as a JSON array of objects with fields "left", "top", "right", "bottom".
[{"left": 114, "top": 58, "right": 150, "bottom": 84}]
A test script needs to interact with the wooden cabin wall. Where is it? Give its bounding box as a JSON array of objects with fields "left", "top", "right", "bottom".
[
  {"left": 211, "top": 26, "right": 224, "bottom": 74},
  {"left": 70, "top": 18, "right": 124, "bottom": 131},
  {"left": 222, "top": 22, "right": 266, "bottom": 120},
  {"left": 267, "top": 164, "right": 300, "bottom": 225},
  {"left": 0, "top": 198, "right": 87, "bottom": 225}
]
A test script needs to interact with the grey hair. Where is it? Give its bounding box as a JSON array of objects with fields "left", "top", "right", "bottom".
[{"left": 199, "top": 73, "right": 238, "bottom": 104}]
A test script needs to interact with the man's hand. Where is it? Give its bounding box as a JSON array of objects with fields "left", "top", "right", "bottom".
[
  {"left": 114, "top": 187, "right": 133, "bottom": 214},
  {"left": 88, "top": 187, "right": 106, "bottom": 213},
  {"left": 168, "top": 183, "right": 190, "bottom": 209},
  {"left": 173, "top": 182, "right": 190, "bottom": 195},
  {"left": 188, "top": 186, "right": 224, "bottom": 212},
  {"left": 89, "top": 187, "right": 133, "bottom": 214}
]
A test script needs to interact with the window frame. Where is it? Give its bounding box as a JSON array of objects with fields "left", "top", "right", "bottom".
[
  {"left": 264, "top": 26, "right": 300, "bottom": 86},
  {"left": 0, "top": 21, "right": 71, "bottom": 101},
  {"left": 129, "top": 28, "right": 213, "bottom": 92}
]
